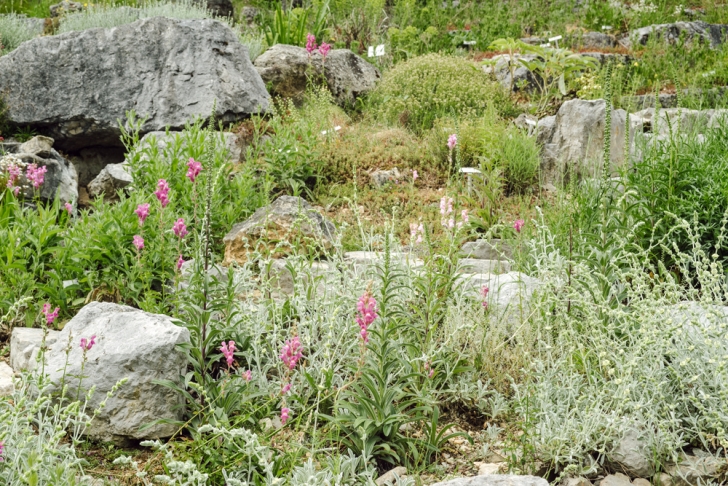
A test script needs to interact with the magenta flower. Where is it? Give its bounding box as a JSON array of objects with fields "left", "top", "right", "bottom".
[
  {"left": 26, "top": 163, "right": 47, "bottom": 189},
  {"left": 305, "top": 33, "right": 317, "bottom": 55},
  {"left": 64, "top": 202, "right": 73, "bottom": 215},
  {"left": 318, "top": 42, "right": 331, "bottom": 59},
  {"left": 135, "top": 203, "right": 150, "bottom": 226},
  {"left": 220, "top": 340, "right": 236, "bottom": 368},
  {"left": 80, "top": 335, "right": 96, "bottom": 352},
  {"left": 0, "top": 440, "right": 4, "bottom": 462},
  {"left": 513, "top": 219, "right": 525, "bottom": 233},
  {"left": 447, "top": 134, "right": 457, "bottom": 151},
  {"left": 412, "top": 169, "right": 418, "bottom": 182},
  {"left": 177, "top": 254, "right": 185, "bottom": 271},
  {"left": 186, "top": 158, "right": 202, "bottom": 183},
  {"left": 6, "top": 163, "right": 22, "bottom": 194},
  {"left": 281, "top": 383, "right": 291, "bottom": 395},
  {"left": 280, "top": 336, "right": 303, "bottom": 370},
  {"left": 42, "top": 303, "right": 60, "bottom": 325},
  {"left": 172, "top": 218, "right": 188, "bottom": 239},
  {"left": 356, "top": 291, "right": 378, "bottom": 344},
  {"left": 424, "top": 361, "right": 435, "bottom": 378},
  {"left": 281, "top": 407, "right": 290, "bottom": 425},
  {"left": 242, "top": 370, "right": 252, "bottom": 382},
  {"left": 439, "top": 196, "right": 453, "bottom": 216},
  {"left": 481, "top": 285, "right": 489, "bottom": 308},
  {"left": 133, "top": 235, "right": 144, "bottom": 251},
  {"left": 154, "top": 179, "right": 170, "bottom": 208}
]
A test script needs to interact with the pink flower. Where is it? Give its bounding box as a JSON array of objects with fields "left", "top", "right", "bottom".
[
  {"left": 242, "top": 370, "right": 252, "bottom": 382},
  {"left": 305, "top": 33, "right": 317, "bottom": 55},
  {"left": 412, "top": 169, "right": 418, "bottom": 182},
  {"left": 220, "top": 340, "right": 236, "bottom": 368},
  {"left": 177, "top": 254, "right": 185, "bottom": 271},
  {"left": 448, "top": 218, "right": 455, "bottom": 229},
  {"left": 356, "top": 291, "right": 378, "bottom": 344},
  {"left": 481, "top": 285, "right": 489, "bottom": 308},
  {"left": 439, "top": 197, "right": 453, "bottom": 216},
  {"left": 280, "top": 336, "right": 303, "bottom": 370},
  {"left": 319, "top": 42, "right": 331, "bottom": 59},
  {"left": 64, "top": 202, "right": 73, "bottom": 215},
  {"left": 447, "top": 134, "right": 457, "bottom": 150},
  {"left": 461, "top": 209, "right": 469, "bottom": 222},
  {"left": 42, "top": 303, "right": 60, "bottom": 325},
  {"left": 281, "top": 407, "right": 290, "bottom": 425},
  {"left": 281, "top": 383, "right": 291, "bottom": 394},
  {"left": 172, "top": 218, "right": 188, "bottom": 239},
  {"left": 80, "top": 335, "right": 96, "bottom": 352},
  {"left": 186, "top": 158, "right": 202, "bottom": 183},
  {"left": 26, "top": 163, "right": 47, "bottom": 189},
  {"left": 513, "top": 219, "right": 525, "bottom": 233},
  {"left": 0, "top": 440, "right": 4, "bottom": 462},
  {"left": 154, "top": 179, "right": 170, "bottom": 208},
  {"left": 135, "top": 203, "right": 150, "bottom": 225},
  {"left": 133, "top": 235, "right": 144, "bottom": 251},
  {"left": 424, "top": 361, "right": 435, "bottom": 378},
  {"left": 6, "top": 163, "right": 22, "bottom": 193},
  {"left": 410, "top": 222, "right": 418, "bottom": 238}
]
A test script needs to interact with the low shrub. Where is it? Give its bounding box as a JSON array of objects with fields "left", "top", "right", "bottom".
[{"left": 0, "top": 14, "right": 42, "bottom": 55}]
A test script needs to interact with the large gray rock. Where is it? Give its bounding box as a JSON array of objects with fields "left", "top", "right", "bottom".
[
  {"left": 10, "top": 327, "right": 60, "bottom": 372},
  {"left": 625, "top": 21, "right": 728, "bottom": 49},
  {"left": 539, "top": 99, "right": 643, "bottom": 186},
  {"left": 609, "top": 429, "right": 655, "bottom": 478},
  {"left": 261, "top": 258, "right": 338, "bottom": 296},
  {"left": 87, "top": 163, "right": 132, "bottom": 200},
  {"left": 254, "top": 44, "right": 380, "bottom": 106},
  {"left": 462, "top": 239, "right": 514, "bottom": 260},
  {"left": 577, "top": 31, "right": 617, "bottom": 49},
  {"left": 0, "top": 17, "right": 269, "bottom": 152},
  {"left": 223, "top": 196, "right": 336, "bottom": 265},
  {"left": 431, "top": 475, "right": 548, "bottom": 486},
  {"left": 483, "top": 54, "right": 539, "bottom": 92},
  {"left": 45, "top": 302, "right": 190, "bottom": 442}
]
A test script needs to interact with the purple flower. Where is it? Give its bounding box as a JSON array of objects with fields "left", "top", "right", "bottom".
[
  {"left": 305, "top": 33, "right": 317, "bottom": 55},
  {"left": 280, "top": 336, "right": 303, "bottom": 370},
  {"left": 26, "top": 163, "right": 47, "bottom": 189},
  {"left": 447, "top": 134, "right": 457, "bottom": 151},
  {"left": 281, "top": 383, "right": 291, "bottom": 395},
  {"left": 356, "top": 291, "right": 378, "bottom": 344},
  {"left": 281, "top": 407, "right": 290, "bottom": 425},
  {"left": 424, "top": 361, "right": 435, "bottom": 378},
  {"left": 318, "top": 42, "right": 331, "bottom": 59},
  {"left": 135, "top": 203, "right": 150, "bottom": 226},
  {"left": 172, "top": 218, "right": 188, "bottom": 239},
  {"left": 133, "top": 235, "right": 144, "bottom": 251},
  {"left": 80, "top": 335, "right": 96, "bottom": 352},
  {"left": 513, "top": 219, "right": 525, "bottom": 233},
  {"left": 220, "top": 340, "right": 236, "bottom": 368},
  {"left": 154, "top": 179, "right": 170, "bottom": 208},
  {"left": 177, "top": 254, "right": 185, "bottom": 271},
  {"left": 243, "top": 370, "right": 252, "bottom": 382},
  {"left": 64, "top": 202, "right": 73, "bottom": 215},
  {"left": 186, "top": 158, "right": 202, "bottom": 183},
  {"left": 42, "top": 303, "right": 60, "bottom": 325}
]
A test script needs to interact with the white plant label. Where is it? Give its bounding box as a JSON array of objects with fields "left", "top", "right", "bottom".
[
  {"left": 375, "top": 44, "right": 386, "bottom": 56},
  {"left": 463, "top": 40, "right": 476, "bottom": 46},
  {"left": 368, "top": 46, "right": 374, "bottom": 57},
  {"left": 602, "top": 25, "right": 613, "bottom": 30},
  {"left": 548, "top": 35, "right": 562, "bottom": 42}
]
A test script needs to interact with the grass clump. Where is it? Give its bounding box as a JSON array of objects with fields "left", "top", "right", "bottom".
[{"left": 370, "top": 53, "right": 511, "bottom": 132}]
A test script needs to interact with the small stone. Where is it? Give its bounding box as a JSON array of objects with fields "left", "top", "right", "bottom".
[
  {"left": 610, "top": 428, "right": 655, "bottom": 478},
  {"left": 478, "top": 463, "right": 503, "bottom": 475},
  {"left": 430, "top": 474, "right": 549, "bottom": 486},
  {"left": 18, "top": 135, "right": 55, "bottom": 158},
  {"left": 562, "top": 478, "right": 592, "bottom": 486},
  {"left": 376, "top": 466, "right": 408, "bottom": 485},
  {"left": 10, "top": 327, "right": 60, "bottom": 372},
  {"left": 87, "top": 163, "right": 133, "bottom": 200},
  {"left": 655, "top": 473, "right": 675, "bottom": 486},
  {"left": 632, "top": 479, "right": 651, "bottom": 486},
  {"left": 600, "top": 474, "right": 632, "bottom": 486},
  {"left": 370, "top": 167, "right": 401, "bottom": 188},
  {"left": 0, "top": 362, "right": 15, "bottom": 397},
  {"left": 50, "top": 0, "right": 83, "bottom": 17}
]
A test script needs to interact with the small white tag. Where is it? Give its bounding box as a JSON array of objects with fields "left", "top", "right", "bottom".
[
  {"left": 368, "top": 46, "right": 374, "bottom": 57},
  {"left": 460, "top": 167, "right": 482, "bottom": 174},
  {"left": 540, "top": 43, "right": 551, "bottom": 48},
  {"left": 375, "top": 44, "right": 385, "bottom": 56},
  {"left": 463, "top": 40, "right": 476, "bottom": 45},
  {"left": 601, "top": 25, "right": 613, "bottom": 30},
  {"left": 525, "top": 118, "right": 537, "bottom": 126},
  {"left": 548, "top": 35, "right": 562, "bottom": 42}
]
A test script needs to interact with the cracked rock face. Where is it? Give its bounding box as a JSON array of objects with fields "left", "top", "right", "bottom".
[{"left": 0, "top": 17, "right": 269, "bottom": 152}]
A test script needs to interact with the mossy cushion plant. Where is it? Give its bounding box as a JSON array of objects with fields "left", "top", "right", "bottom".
[{"left": 369, "top": 53, "right": 511, "bottom": 132}]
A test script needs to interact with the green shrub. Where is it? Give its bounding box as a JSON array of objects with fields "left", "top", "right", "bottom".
[
  {"left": 369, "top": 53, "right": 510, "bottom": 132},
  {"left": 0, "top": 13, "right": 42, "bottom": 55}
]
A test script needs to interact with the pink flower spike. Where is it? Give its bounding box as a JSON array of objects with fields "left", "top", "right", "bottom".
[
  {"left": 64, "top": 202, "right": 73, "bottom": 215},
  {"left": 305, "top": 33, "right": 317, "bottom": 55},
  {"left": 447, "top": 134, "right": 457, "bottom": 150},
  {"left": 281, "top": 407, "right": 290, "bottom": 425},
  {"left": 319, "top": 42, "right": 331, "bottom": 59},
  {"left": 280, "top": 336, "right": 303, "bottom": 370},
  {"left": 42, "top": 303, "right": 60, "bottom": 325},
  {"left": 80, "top": 335, "right": 96, "bottom": 351},
  {"left": 243, "top": 370, "right": 252, "bottom": 382},
  {"left": 0, "top": 440, "right": 4, "bottom": 462},
  {"left": 356, "top": 291, "right": 378, "bottom": 343},
  {"left": 133, "top": 235, "right": 144, "bottom": 251},
  {"left": 412, "top": 169, "right": 418, "bottom": 182},
  {"left": 177, "top": 254, "right": 185, "bottom": 271},
  {"left": 172, "top": 218, "right": 188, "bottom": 239},
  {"left": 154, "top": 179, "right": 170, "bottom": 208},
  {"left": 220, "top": 340, "right": 236, "bottom": 368},
  {"left": 281, "top": 383, "right": 291, "bottom": 395},
  {"left": 26, "top": 163, "right": 47, "bottom": 189},
  {"left": 461, "top": 209, "right": 469, "bottom": 222},
  {"left": 135, "top": 203, "right": 150, "bottom": 226},
  {"left": 186, "top": 158, "right": 202, "bottom": 183},
  {"left": 513, "top": 219, "right": 525, "bottom": 233}
]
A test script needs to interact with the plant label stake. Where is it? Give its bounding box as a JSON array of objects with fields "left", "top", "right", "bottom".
[{"left": 460, "top": 167, "right": 482, "bottom": 195}]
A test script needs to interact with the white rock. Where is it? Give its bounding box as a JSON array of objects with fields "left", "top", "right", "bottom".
[
  {"left": 45, "top": 302, "right": 190, "bottom": 442},
  {"left": 10, "top": 327, "right": 60, "bottom": 372},
  {"left": 260, "top": 258, "right": 338, "bottom": 296},
  {"left": 376, "top": 466, "right": 408, "bottom": 485},
  {"left": 478, "top": 463, "right": 504, "bottom": 475},
  {"left": 665, "top": 453, "right": 723, "bottom": 486},
  {"left": 0, "top": 362, "right": 15, "bottom": 397},
  {"left": 600, "top": 474, "right": 632, "bottom": 486}
]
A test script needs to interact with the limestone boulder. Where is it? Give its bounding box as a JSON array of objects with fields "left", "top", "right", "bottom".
[
  {"left": 254, "top": 44, "right": 380, "bottom": 106},
  {"left": 0, "top": 362, "right": 15, "bottom": 397},
  {"left": 0, "top": 17, "right": 269, "bottom": 151},
  {"left": 44, "top": 302, "right": 190, "bottom": 442}
]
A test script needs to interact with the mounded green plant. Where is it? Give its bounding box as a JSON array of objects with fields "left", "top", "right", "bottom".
[{"left": 0, "top": 13, "right": 42, "bottom": 55}]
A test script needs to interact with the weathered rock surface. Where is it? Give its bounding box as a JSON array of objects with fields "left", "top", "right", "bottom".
[
  {"left": 577, "top": 31, "right": 617, "bottom": 49},
  {"left": 459, "top": 258, "right": 511, "bottom": 275},
  {"left": 254, "top": 44, "right": 380, "bottom": 106},
  {"left": 539, "top": 99, "right": 643, "bottom": 185},
  {"left": 0, "top": 17, "right": 269, "bottom": 151},
  {"left": 45, "top": 302, "right": 190, "bottom": 442},
  {"left": 664, "top": 453, "right": 723, "bottom": 486},
  {"left": 561, "top": 478, "right": 592, "bottom": 486},
  {"left": 261, "top": 258, "right": 338, "bottom": 296},
  {"left": 0, "top": 362, "right": 15, "bottom": 397},
  {"left": 68, "top": 146, "right": 126, "bottom": 188},
  {"left": 431, "top": 474, "right": 549, "bottom": 486},
  {"left": 460, "top": 272, "right": 539, "bottom": 311},
  {"left": 87, "top": 163, "right": 133, "bottom": 200},
  {"left": 462, "top": 239, "right": 514, "bottom": 260},
  {"left": 10, "top": 327, "right": 60, "bottom": 371},
  {"left": 223, "top": 196, "right": 336, "bottom": 265},
  {"left": 625, "top": 21, "right": 728, "bottom": 49},
  {"left": 50, "top": 0, "right": 83, "bottom": 17},
  {"left": 483, "top": 54, "right": 540, "bottom": 92},
  {"left": 370, "top": 167, "right": 401, "bottom": 188},
  {"left": 599, "top": 474, "right": 632, "bottom": 486},
  {"left": 609, "top": 428, "right": 655, "bottom": 478}
]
